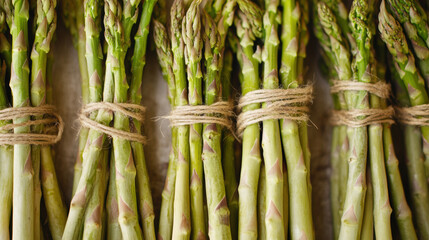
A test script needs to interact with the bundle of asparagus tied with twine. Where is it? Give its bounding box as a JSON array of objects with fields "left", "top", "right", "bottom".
[
  {"left": 0, "top": 0, "right": 67, "bottom": 239},
  {"left": 379, "top": 0, "right": 429, "bottom": 238},
  {"left": 314, "top": 0, "right": 420, "bottom": 238},
  {"left": 61, "top": 0, "right": 157, "bottom": 238},
  {"left": 153, "top": 0, "right": 238, "bottom": 238},
  {"left": 232, "top": 0, "right": 314, "bottom": 238}
]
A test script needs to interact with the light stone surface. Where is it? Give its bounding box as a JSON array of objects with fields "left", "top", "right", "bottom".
[{"left": 52, "top": 16, "right": 334, "bottom": 239}]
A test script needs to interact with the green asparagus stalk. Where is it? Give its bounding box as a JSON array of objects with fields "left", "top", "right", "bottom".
[
  {"left": 338, "top": 0, "right": 379, "bottom": 238},
  {"left": 387, "top": 0, "right": 429, "bottom": 186},
  {"left": 103, "top": 0, "right": 143, "bottom": 238},
  {"left": 128, "top": 0, "right": 157, "bottom": 238},
  {"left": 183, "top": 2, "right": 206, "bottom": 238},
  {"left": 374, "top": 31, "right": 417, "bottom": 239},
  {"left": 170, "top": 0, "right": 191, "bottom": 238},
  {"left": 30, "top": 0, "right": 67, "bottom": 238},
  {"left": 379, "top": 1, "right": 429, "bottom": 238},
  {"left": 260, "top": 0, "right": 285, "bottom": 238},
  {"left": 360, "top": 171, "right": 373, "bottom": 240},
  {"left": 280, "top": 0, "right": 313, "bottom": 237},
  {"left": 366, "top": 22, "right": 393, "bottom": 240},
  {"left": 8, "top": 0, "right": 34, "bottom": 238},
  {"left": 258, "top": 164, "right": 267, "bottom": 240},
  {"left": 384, "top": 59, "right": 417, "bottom": 240},
  {"left": 0, "top": 60, "right": 12, "bottom": 240},
  {"left": 153, "top": 19, "right": 178, "bottom": 240},
  {"left": 61, "top": 0, "right": 90, "bottom": 195},
  {"left": 82, "top": 147, "right": 109, "bottom": 239},
  {"left": 313, "top": 4, "right": 349, "bottom": 237},
  {"left": 0, "top": 2, "right": 11, "bottom": 70},
  {"left": 234, "top": 4, "right": 263, "bottom": 238},
  {"left": 153, "top": 19, "right": 177, "bottom": 240},
  {"left": 220, "top": 46, "right": 238, "bottom": 240},
  {"left": 387, "top": 0, "right": 429, "bottom": 84},
  {"left": 0, "top": 7, "right": 12, "bottom": 240},
  {"left": 296, "top": 0, "right": 311, "bottom": 205},
  {"left": 106, "top": 152, "right": 122, "bottom": 240},
  {"left": 63, "top": 0, "right": 108, "bottom": 237},
  {"left": 201, "top": 10, "right": 232, "bottom": 239}
]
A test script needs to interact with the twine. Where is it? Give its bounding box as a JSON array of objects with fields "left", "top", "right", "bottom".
[
  {"left": 236, "top": 85, "right": 313, "bottom": 136},
  {"left": 330, "top": 80, "right": 391, "bottom": 98},
  {"left": 164, "top": 101, "right": 235, "bottom": 132},
  {"left": 0, "top": 105, "right": 63, "bottom": 145},
  {"left": 79, "top": 102, "right": 147, "bottom": 144},
  {"left": 395, "top": 104, "right": 429, "bottom": 126},
  {"left": 330, "top": 79, "right": 394, "bottom": 127},
  {"left": 330, "top": 107, "right": 395, "bottom": 127}
]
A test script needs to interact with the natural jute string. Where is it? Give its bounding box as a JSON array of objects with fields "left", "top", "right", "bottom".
[
  {"left": 164, "top": 101, "right": 235, "bottom": 132},
  {"left": 330, "top": 80, "right": 391, "bottom": 98},
  {"left": 0, "top": 105, "right": 63, "bottom": 145},
  {"left": 236, "top": 85, "right": 313, "bottom": 136},
  {"left": 331, "top": 107, "right": 395, "bottom": 127},
  {"left": 395, "top": 104, "right": 429, "bottom": 126},
  {"left": 79, "top": 102, "right": 147, "bottom": 144},
  {"left": 330, "top": 80, "right": 394, "bottom": 127}
]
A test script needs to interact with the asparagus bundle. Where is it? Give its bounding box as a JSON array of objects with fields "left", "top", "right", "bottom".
[
  {"left": 379, "top": 0, "right": 429, "bottom": 238},
  {"left": 314, "top": 0, "right": 417, "bottom": 238},
  {"left": 62, "top": 0, "right": 156, "bottom": 238},
  {"left": 233, "top": 0, "right": 313, "bottom": 238},
  {"left": 0, "top": 0, "right": 67, "bottom": 239},
  {"left": 154, "top": 0, "right": 236, "bottom": 238}
]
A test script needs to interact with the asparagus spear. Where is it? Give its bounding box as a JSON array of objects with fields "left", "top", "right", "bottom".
[
  {"left": 362, "top": 7, "right": 393, "bottom": 240},
  {"left": 280, "top": 0, "right": 313, "bottom": 237},
  {"left": 128, "top": 0, "right": 157, "bottom": 237},
  {"left": 103, "top": 0, "right": 143, "bottom": 238},
  {"left": 0, "top": 7, "right": 12, "bottom": 240},
  {"left": 170, "top": 0, "right": 192, "bottom": 238},
  {"left": 63, "top": 0, "right": 108, "bottom": 237},
  {"left": 220, "top": 46, "right": 238, "bottom": 240},
  {"left": 375, "top": 31, "right": 416, "bottom": 239},
  {"left": 106, "top": 152, "right": 122, "bottom": 240},
  {"left": 154, "top": 19, "right": 177, "bottom": 240},
  {"left": 385, "top": 57, "right": 418, "bottom": 240},
  {"left": 61, "top": 0, "right": 90, "bottom": 195},
  {"left": 260, "top": 0, "right": 285, "bottom": 238},
  {"left": 258, "top": 164, "right": 267, "bottom": 240},
  {"left": 337, "top": 0, "right": 378, "bottom": 239},
  {"left": 234, "top": 3, "right": 263, "bottom": 238},
  {"left": 30, "top": 0, "right": 67, "bottom": 238},
  {"left": 379, "top": 1, "right": 429, "bottom": 238},
  {"left": 0, "top": 1, "right": 11, "bottom": 70},
  {"left": 201, "top": 10, "right": 233, "bottom": 240},
  {"left": 360, "top": 171, "right": 373, "bottom": 240},
  {"left": 387, "top": 0, "right": 429, "bottom": 183},
  {"left": 387, "top": 0, "right": 429, "bottom": 85},
  {"left": 0, "top": 60, "right": 12, "bottom": 240},
  {"left": 7, "top": 0, "right": 34, "bottom": 238},
  {"left": 182, "top": 2, "right": 206, "bottom": 238}
]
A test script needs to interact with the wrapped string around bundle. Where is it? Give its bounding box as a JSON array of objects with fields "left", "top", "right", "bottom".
[
  {"left": 164, "top": 101, "right": 236, "bottom": 134},
  {"left": 330, "top": 80, "right": 395, "bottom": 127},
  {"left": 395, "top": 104, "right": 429, "bottom": 126},
  {"left": 79, "top": 102, "right": 147, "bottom": 144},
  {"left": 0, "top": 105, "right": 63, "bottom": 145},
  {"left": 236, "top": 85, "right": 314, "bottom": 136}
]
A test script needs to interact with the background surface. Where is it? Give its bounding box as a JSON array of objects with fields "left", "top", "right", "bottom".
[{"left": 52, "top": 16, "right": 334, "bottom": 238}]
